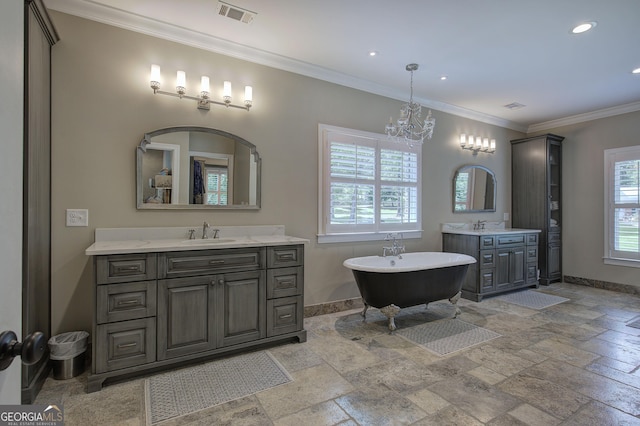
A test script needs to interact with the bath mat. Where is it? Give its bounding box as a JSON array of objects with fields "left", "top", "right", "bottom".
[
  {"left": 145, "top": 351, "right": 292, "bottom": 425},
  {"left": 494, "top": 290, "right": 569, "bottom": 310},
  {"left": 397, "top": 319, "right": 501, "bottom": 356}
]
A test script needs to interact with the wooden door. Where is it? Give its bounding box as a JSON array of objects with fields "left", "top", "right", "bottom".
[
  {"left": 157, "top": 276, "right": 217, "bottom": 360},
  {"left": 217, "top": 270, "right": 265, "bottom": 347}
]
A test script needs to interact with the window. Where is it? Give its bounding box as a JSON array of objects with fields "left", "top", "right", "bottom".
[
  {"left": 205, "top": 166, "right": 228, "bottom": 205},
  {"left": 604, "top": 146, "right": 640, "bottom": 266},
  {"left": 318, "top": 124, "right": 422, "bottom": 243}
]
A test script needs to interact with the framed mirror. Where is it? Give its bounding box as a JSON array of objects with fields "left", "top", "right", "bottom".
[
  {"left": 137, "top": 126, "right": 261, "bottom": 209},
  {"left": 453, "top": 165, "right": 496, "bottom": 212}
]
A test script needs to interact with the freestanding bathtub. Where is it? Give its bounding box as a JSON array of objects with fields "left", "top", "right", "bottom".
[{"left": 343, "top": 252, "right": 476, "bottom": 331}]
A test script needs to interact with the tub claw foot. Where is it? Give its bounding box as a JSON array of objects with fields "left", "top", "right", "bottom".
[
  {"left": 380, "top": 304, "right": 401, "bottom": 332},
  {"left": 449, "top": 291, "right": 462, "bottom": 318},
  {"left": 361, "top": 304, "right": 369, "bottom": 320}
]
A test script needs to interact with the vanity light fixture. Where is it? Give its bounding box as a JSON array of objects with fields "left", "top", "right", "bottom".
[
  {"left": 459, "top": 134, "right": 496, "bottom": 155},
  {"left": 149, "top": 65, "right": 253, "bottom": 111}
]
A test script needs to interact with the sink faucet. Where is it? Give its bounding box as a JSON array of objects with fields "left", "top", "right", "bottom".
[
  {"left": 473, "top": 220, "right": 487, "bottom": 231},
  {"left": 382, "top": 233, "right": 405, "bottom": 258},
  {"left": 201, "top": 222, "right": 220, "bottom": 239}
]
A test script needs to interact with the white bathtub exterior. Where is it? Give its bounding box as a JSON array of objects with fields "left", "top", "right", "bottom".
[{"left": 343, "top": 252, "right": 477, "bottom": 273}]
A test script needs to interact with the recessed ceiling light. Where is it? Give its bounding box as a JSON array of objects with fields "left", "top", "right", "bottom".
[
  {"left": 368, "top": 51, "right": 378, "bottom": 57},
  {"left": 440, "top": 75, "right": 448, "bottom": 81},
  {"left": 633, "top": 67, "right": 640, "bottom": 74},
  {"left": 571, "top": 21, "right": 597, "bottom": 34}
]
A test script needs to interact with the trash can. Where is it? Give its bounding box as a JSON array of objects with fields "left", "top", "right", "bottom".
[{"left": 48, "top": 331, "right": 89, "bottom": 380}]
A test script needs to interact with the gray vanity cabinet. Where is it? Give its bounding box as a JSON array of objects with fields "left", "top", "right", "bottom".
[
  {"left": 443, "top": 232, "right": 539, "bottom": 301},
  {"left": 89, "top": 244, "right": 305, "bottom": 392}
]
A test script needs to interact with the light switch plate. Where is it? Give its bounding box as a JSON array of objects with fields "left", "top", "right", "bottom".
[
  {"left": 66, "top": 209, "right": 89, "bottom": 227},
  {"left": 503, "top": 212, "right": 509, "bottom": 221}
]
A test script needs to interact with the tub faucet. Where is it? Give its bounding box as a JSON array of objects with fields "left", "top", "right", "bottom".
[{"left": 383, "top": 233, "right": 405, "bottom": 258}]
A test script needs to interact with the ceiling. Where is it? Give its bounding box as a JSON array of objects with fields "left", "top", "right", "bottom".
[{"left": 45, "top": 0, "right": 640, "bottom": 132}]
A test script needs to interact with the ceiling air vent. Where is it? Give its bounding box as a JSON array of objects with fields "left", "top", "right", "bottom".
[
  {"left": 504, "top": 102, "right": 526, "bottom": 110},
  {"left": 217, "top": 1, "right": 256, "bottom": 24}
]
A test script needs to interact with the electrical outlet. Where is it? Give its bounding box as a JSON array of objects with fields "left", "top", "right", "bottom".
[
  {"left": 66, "top": 209, "right": 89, "bottom": 227},
  {"left": 503, "top": 212, "right": 509, "bottom": 221}
]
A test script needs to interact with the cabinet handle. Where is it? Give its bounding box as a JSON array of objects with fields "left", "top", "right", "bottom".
[
  {"left": 117, "top": 342, "right": 137, "bottom": 349},
  {"left": 117, "top": 299, "right": 139, "bottom": 306},
  {"left": 116, "top": 265, "right": 141, "bottom": 272},
  {"left": 277, "top": 253, "right": 294, "bottom": 260},
  {"left": 209, "top": 259, "right": 226, "bottom": 265},
  {"left": 279, "top": 314, "right": 292, "bottom": 319},
  {"left": 278, "top": 280, "right": 294, "bottom": 286}
]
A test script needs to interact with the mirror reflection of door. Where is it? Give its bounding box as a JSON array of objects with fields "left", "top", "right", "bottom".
[{"left": 191, "top": 154, "right": 233, "bottom": 205}]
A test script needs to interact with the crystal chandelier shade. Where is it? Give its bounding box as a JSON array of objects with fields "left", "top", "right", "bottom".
[{"left": 385, "top": 64, "right": 435, "bottom": 144}]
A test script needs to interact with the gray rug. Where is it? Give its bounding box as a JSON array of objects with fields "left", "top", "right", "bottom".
[
  {"left": 495, "top": 290, "right": 569, "bottom": 309},
  {"left": 145, "top": 351, "right": 291, "bottom": 425},
  {"left": 397, "top": 319, "right": 501, "bottom": 356}
]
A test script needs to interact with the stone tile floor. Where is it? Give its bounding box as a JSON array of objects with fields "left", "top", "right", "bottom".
[{"left": 36, "top": 283, "right": 640, "bottom": 425}]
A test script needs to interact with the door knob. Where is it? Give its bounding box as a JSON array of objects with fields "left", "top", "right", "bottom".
[{"left": 0, "top": 330, "right": 46, "bottom": 371}]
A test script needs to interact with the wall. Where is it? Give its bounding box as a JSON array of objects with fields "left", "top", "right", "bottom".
[
  {"left": 49, "top": 11, "right": 523, "bottom": 335},
  {"left": 533, "top": 110, "right": 640, "bottom": 290}
]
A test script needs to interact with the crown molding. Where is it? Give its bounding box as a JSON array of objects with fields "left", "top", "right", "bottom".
[
  {"left": 45, "top": 0, "right": 527, "bottom": 133},
  {"left": 527, "top": 101, "right": 640, "bottom": 133}
]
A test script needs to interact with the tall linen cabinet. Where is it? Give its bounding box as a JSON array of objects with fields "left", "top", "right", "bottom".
[{"left": 510, "top": 134, "right": 564, "bottom": 285}]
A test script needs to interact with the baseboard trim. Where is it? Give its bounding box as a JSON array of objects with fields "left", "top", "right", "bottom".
[
  {"left": 304, "top": 297, "right": 364, "bottom": 318},
  {"left": 21, "top": 356, "right": 50, "bottom": 404},
  {"left": 564, "top": 275, "right": 640, "bottom": 296}
]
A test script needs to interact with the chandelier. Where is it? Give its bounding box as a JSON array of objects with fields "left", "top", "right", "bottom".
[{"left": 385, "top": 64, "right": 435, "bottom": 144}]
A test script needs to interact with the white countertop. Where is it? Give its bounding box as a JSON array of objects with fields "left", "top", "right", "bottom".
[
  {"left": 441, "top": 228, "right": 541, "bottom": 236},
  {"left": 441, "top": 222, "right": 540, "bottom": 236},
  {"left": 85, "top": 225, "right": 309, "bottom": 256}
]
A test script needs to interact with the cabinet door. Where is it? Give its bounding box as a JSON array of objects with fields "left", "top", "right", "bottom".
[
  {"left": 157, "top": 276, "right": 217, "bottom": 360},
  {"left": 510, "top": 247, "right": 526, "bottom": 287},
  {"left": 496, "top": 247, "right": 525, "bottom": 289},
  {"left": 217, "top": 270, "right": 266, "bottom": 347},
  {"left": 495, "top": 249, "right": 512, "bottom": 289},
  {"left": 548, "top": 243, "right": 562, "bottom": 279}
]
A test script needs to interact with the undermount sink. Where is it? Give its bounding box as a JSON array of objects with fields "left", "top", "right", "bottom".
[{"left": 180, "top": 238, "right": 236, "bottom": 245}]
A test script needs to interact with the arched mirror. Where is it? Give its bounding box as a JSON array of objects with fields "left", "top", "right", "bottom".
[
  {"left": 453, "top": 165, "right": 496, "bottom": 212},
  {"left": 137, "top": 126, "right": 261, "bottom": 209}
]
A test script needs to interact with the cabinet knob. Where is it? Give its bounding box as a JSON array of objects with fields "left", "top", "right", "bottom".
[{"left": 218, "top": 279, "right": 225, "bottom": 285}]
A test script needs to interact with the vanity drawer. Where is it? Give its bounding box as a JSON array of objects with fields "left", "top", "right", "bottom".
[
  {"left": 526, "top": 233, "right": 539, "bottom": 245},
  {"left": 158, "top": 247, "right": 265, "bottom": 278},
  {"left": 267, "top": 245, "right": 304, "bottom": 268},
  {"left": 96, "top": 281, "right": 156, "bottom": 324},
  {"left": 95, "top": 317, "right": 156, "bottom": 373},
  {"left": 480, "top": 269, "right": 495, "bottom": 293},
  {"left": 496, "top": 234, "right": 526, "bottom": 247},
  {"left": 479, "top": 250, "right": 495, "bottom": 268},
  {"left": 526, "top": 247, "right": 538, "bottom": 263},
  {"left": 96, "top": 253, "right": 157, "bottom": 284},
  {"left": 480, "top": 236, "right": 496, "bottom": 249},
  {"left": 267, "top": 266, "right": 303, "bottom": 299},
  {"left": 267, "top": 296, "right": 303, "bottom": 337}
]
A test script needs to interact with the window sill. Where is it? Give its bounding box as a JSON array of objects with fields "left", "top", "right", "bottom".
[
  {"left": 603, "top": 257, "right": 640, "bottom": 268},
  {"left": 317, "top": 230, "right": 423, "bottom": 244}
]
